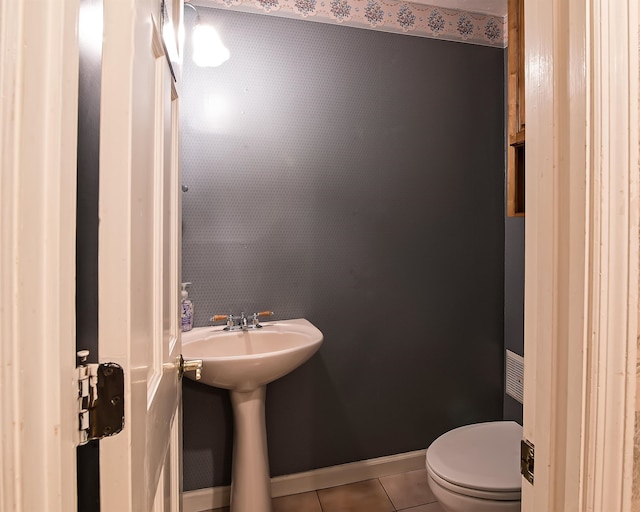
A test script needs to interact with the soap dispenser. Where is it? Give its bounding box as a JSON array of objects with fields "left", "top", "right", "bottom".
[{"left": 181, "top": 282, "right": 194, "bottom": 332}]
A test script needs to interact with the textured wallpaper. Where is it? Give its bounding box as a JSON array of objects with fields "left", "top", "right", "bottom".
[{"left": 181, "top": 6, "right": 506, "bottom": 490}]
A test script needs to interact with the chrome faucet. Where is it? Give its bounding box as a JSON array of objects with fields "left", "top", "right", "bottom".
[{"left": 210, "top": 311, "right": 274, "bottom": 331}]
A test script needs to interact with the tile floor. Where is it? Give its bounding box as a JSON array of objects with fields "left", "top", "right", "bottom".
[{"left": 208, "top": 469, "right": 445, "bottom": 512}]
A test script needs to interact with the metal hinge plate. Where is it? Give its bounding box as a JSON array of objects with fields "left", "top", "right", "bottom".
[
  {"left": 521, "top": 438, "right": 535, "bottom": 485},
  {"left": 77, "top": 351, "right": 125, "bottom": 446}
]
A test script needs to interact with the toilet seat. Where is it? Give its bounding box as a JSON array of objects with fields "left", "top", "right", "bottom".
[
  {"left": 426, "top": 421, "right": 522, "bottom": 501},
  {"left": 427, "top": 461, "right": 521, "bottom": 501}
]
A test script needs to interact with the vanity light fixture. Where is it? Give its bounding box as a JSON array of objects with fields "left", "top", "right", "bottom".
[{"left": 185, "top": 2, "right": 230, "bottom": 67}]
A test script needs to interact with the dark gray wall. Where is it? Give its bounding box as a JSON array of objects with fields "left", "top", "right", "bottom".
[
  {"left": 503, "top": 217, "right": 524, "bottom": 422},
  {"left": 76, "top": 0, "right": 103, "bottom": 508},
  {"left": 181, "top": 7, "right": 506, "bottom": 490},
  {"left": 502, "top": 54, "right": 525, "bottom": 424}
]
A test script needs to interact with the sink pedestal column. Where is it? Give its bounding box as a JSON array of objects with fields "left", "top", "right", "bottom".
[{"left": 229, "top": 387, "right": 272, "bottom": 512}]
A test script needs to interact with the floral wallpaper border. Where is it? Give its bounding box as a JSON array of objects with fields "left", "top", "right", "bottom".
[{"left": 203, "top": 0, "right": 507, "bottom": 47}]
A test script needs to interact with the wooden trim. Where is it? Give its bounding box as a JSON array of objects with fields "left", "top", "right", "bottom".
[
  {"left": 508, "top": 0, "right": 525, "bottom": 134},
  {"left": 509, "top": 128, "right": 526, "bottom": 147},
  {"left": 0, "top": 0, "right": 80, "bottom": 510},
  {"left": 507, "top": 0, "right": 525, "bottom": 217}
]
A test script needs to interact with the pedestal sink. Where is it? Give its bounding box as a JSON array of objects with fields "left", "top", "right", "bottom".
[{"left": 182, "top": 318, "right": 323, "bottom": 512}]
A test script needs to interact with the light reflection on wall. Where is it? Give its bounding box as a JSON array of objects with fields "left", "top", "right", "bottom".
[{"left": 194, "top": 93, "right": 234, "bottom": 134}]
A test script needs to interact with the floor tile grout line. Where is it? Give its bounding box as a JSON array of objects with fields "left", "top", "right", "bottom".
[
  {"left": 376, "top": 477, "right": 398, "bottom": 511},
  {"left": 208, "top": 469, "right": 443, "bottom": 512},
  {"left": 314, "top": 489, "right": 324, "bottom": 512}
]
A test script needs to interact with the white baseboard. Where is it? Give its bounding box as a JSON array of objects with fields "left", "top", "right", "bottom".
[{"left": 182, "top": 449, "right": 427, "bottom": 512}]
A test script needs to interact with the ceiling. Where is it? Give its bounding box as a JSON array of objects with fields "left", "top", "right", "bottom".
[{"left": 416, "top": 0, "right": 507, "bottom": 17}]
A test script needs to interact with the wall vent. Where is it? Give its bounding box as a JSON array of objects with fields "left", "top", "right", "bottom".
[{"left": 505, "top": 349, "right": 524, "bottom": 404}]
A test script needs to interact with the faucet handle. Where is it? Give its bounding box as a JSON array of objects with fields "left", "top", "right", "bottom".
[
  {"left": 211, "top": 314, "right": 236, "bottom": 329},
  {"left": 250, "top": 310, "right": 273, "bottom": 327}
]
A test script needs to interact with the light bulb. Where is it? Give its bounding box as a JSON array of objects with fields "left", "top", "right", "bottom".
[{"left": 192, "top": 24, "right": 230, "bottom": 67}]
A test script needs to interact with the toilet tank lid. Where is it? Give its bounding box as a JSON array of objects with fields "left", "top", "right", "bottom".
[{"left": 426, "top": 421, "right": 522, "bottom": 493}]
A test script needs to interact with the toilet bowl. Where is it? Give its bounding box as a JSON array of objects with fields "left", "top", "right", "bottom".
[{"left": 425, "top": 421, "right": 522, "bottom": 512}]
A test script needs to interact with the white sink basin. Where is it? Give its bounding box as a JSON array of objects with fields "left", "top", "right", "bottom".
[
  {"left": 182, "top": 318, "right": 323, "bottom": 512},
  {"left": 182, "top": 318, "right": 323, "bottom": 391}
]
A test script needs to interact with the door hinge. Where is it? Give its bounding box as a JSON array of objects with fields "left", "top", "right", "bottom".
[
  {"left": 77, "top": 350, "right": 125, "bottom": 446},
  {"left": 521, "top": 438, "right": 535, "bottom": 485}
]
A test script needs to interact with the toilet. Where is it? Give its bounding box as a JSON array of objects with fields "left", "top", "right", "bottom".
[{"left": 425, "top": 421, "right": 522, "bottom": 512}]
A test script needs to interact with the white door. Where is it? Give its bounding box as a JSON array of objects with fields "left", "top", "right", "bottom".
[
  {"left": 98, "top": 0, "right": 186, "bottom": 510},
  {"left": 0, "top": 0, "right": 190, "bottom": 509},
  {"left": 522, "top": 0, "right": 638, "bottom": 511}
]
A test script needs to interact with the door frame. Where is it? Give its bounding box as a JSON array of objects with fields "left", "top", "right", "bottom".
[
  {"left": 523, "top": 0, "right": 638, "bottom": 511},
  {"left": 0, "top": 0, "right": 80, "bottom": 511}
]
